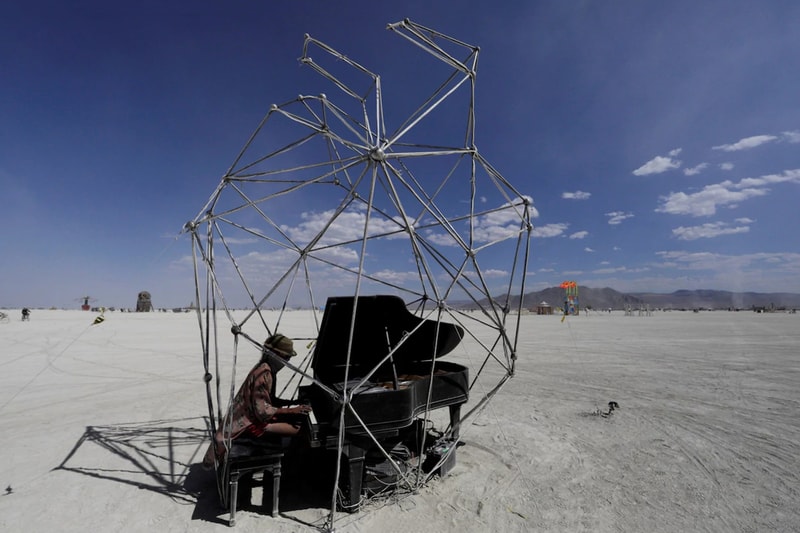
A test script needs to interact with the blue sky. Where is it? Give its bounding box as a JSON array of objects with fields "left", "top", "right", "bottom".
[{"left": 2, "top": 1, "right": 799, "bottom": 309}]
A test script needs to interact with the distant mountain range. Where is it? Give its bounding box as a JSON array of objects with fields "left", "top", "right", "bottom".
[{"left": 514, "top": 287, "right": 800, "bottom": 311}]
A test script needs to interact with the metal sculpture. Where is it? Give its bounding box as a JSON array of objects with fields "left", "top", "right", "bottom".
[
  {"left": 136, "top": 291, "right": 153, "bottom": 312},
  {"left": 184, "top": 19, "right": 532, "bottom": 528}
]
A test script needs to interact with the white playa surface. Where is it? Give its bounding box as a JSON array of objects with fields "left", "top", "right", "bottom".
[{"left": 1, "top": 309, "right": 798, "bottom": 532}]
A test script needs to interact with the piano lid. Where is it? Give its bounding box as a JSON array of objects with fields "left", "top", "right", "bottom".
[{"left": 311, "top": 295, "right": 464, "bottom": 383}]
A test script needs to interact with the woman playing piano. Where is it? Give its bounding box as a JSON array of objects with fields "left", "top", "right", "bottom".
[{"left": 202, "top": 334, "right": 312, "bottom": 469}]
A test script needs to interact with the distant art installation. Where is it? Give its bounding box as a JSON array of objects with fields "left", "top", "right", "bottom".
[
  {"left": 78, "top": 295, "right": 94, "bottom": 311},
  {"left": 184, "top": 19, "right": 532, "bottom": 529},
  {"left": 560, "top": 280, "right": 579, "bottom": 317},
  {"left": 136, "top": 291, "right": 153, "bottom": 312}
]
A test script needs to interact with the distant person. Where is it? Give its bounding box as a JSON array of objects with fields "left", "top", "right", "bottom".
[
  {"left": 21, "top": 308, "right": 30, "bottom": 321},
  {"left": 203, "top": 333, "right": 311, "bottom": 469}
]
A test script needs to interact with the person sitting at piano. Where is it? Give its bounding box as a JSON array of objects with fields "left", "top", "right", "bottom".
[{"left": 203, "top": 333, "right": 312, "bottom": 469}]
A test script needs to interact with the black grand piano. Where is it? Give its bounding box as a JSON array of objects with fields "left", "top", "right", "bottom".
[{"left": 299, "top": 295, "right": 469, "bottom": 510}]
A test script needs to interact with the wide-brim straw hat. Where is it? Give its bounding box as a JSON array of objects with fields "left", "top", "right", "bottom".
[{"left": 265, "top": 333, "right": 297, "bottom": 358}]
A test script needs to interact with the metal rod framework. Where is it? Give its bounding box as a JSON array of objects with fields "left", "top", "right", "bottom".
[{"left": 185, "top": 19, "right": 532, "bottom": 528}]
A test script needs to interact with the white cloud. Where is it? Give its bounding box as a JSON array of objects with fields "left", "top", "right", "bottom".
[
  {"left": 569, "top": 231, "right": 588, "bottom": 239},
  {"left": 562, "top": 190, "right": 591, "bottom": 200},
  {"left": 606, "top": 211, "right": 634, "bottom": 225},
  {"left": 235, "top": 248, "right": 319, "bottom": 281},
  {"left": 476, "top": 196, "right": 535, "bottom": 224},
  {"left": 683, "top": 163, "right": 708, "bottom": 176},
  {"left": 584, "top": 247, "right": 595, "bottom": 252},
  {"left": 592, "top": 265, "right": 633, "bottom": 275},
  {"left": 669, "top": 148, "right": 683, "bottom": 157},
  {"left": 369, "top": 269, "right": 420, "bottom": 284},
  {"left": 671, "top": 222, "right": 750, "bottom": 241},
  {"left": 736, "top": 169, "right": 800, "bottom": 188},
  {"left": 719, "top": 162, "right": 734, "bottom": 171},
  {"left": 472, "top": 196, "right": 535, "bottom": 243},
  {"left": 656, "top": 169, "right": 800, "bottom": 216},
  {"left": 735, "top": 217, "right": 754, "bottom": 224},
  {"left": 633, "top": 152, "right": 682, "bottom": 176},
  {"left": 420, "top": 196, "right": 536, "bottom": 247},
  {"left": 532, "top": 223, "right": 568, "bottom": 238},
  {"left": 283, "top": 205, "right": 405, "bottom": 246},
  {"left": 655, "top": 251, "right": 800, "bottom": 279},
  {"left": 220, "top": 237, "right": 259, "bottom": 245},
  {"left": 783, "top": 130, "right": 800, "bottom": 143},
  {"left": 712, "top": 134, "right": 777, "bottom": 152},
  {"left": 657, "top": 184, "right": 766, "bottom": 217},
  {"left": 471, "top": 223, "right": 524, "bottom": 243},
  {"left": 483, "top": 268, "right": 509, "bottom": 278},
  {"left": 424, "top": 231, "right": 460, "bottom": 246},
  {"left": 286, "top": 195, "right": 535, "bottom": 253}
]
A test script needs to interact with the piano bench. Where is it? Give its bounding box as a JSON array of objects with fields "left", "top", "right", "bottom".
[{"left": 224, "top": 439, "right": 289, "bottom": 526}]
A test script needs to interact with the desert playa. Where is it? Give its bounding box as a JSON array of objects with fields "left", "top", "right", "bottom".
[{"left": 1, "top": 309, "right": 798, "bottom": 532}]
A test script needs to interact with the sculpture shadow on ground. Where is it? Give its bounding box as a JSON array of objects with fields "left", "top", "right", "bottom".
[
  {"left": 55, "top": 417, "right": 224, "bottom": 524},
  {"left": 55, "top": 417, "right": 338, "bottom": 526}
]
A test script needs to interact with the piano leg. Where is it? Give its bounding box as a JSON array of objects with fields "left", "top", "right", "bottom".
[{"left": 449, "top": 404, "right": 462, "bottom": 439}]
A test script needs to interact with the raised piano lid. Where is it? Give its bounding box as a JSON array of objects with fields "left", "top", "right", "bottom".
[{"left": 311, "top": 295, "right": 464, "bottom": 384}]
